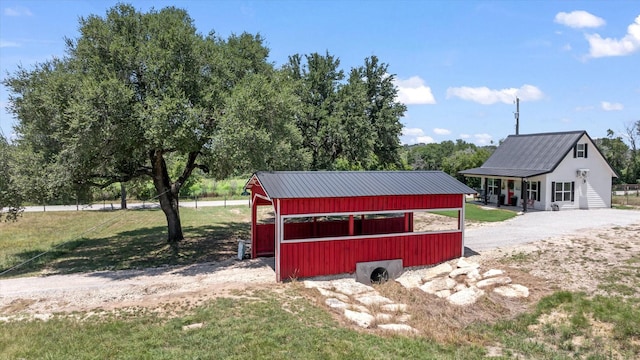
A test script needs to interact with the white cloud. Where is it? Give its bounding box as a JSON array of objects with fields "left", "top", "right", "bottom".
[
  {"left": 416, "top": 136, "right": 435, "bottom": 144},
  {"left": 459, "top": 134, "right": 471, "bottom": 139},
  {"left": 562, "top": 43, "right": 572, "bottom": 51},
  {"left": 586, "top": 15, "right": 640, "bottom": 58},
  {"left": 446, "top": 84, "right": 544, "bottom": 105},
  {"left": 0, "top": 40, "right": 20, "bottom": 48},
  {"left": 433, "top": 128, "right": 451, "bottom": 135},
  {"left": 3, "top": 6, "right": 32, "bottom": 16},
  {"left": 601, "top": 101, "right": 624, "bottom": 111},
  {"left": 402, "top": 127, "right": 425, "bottom": 137},
  {"left": 394, "top": 76, "right": 437, "bottom": 105},
  {"left": 555, "top": 11, "right": 605, "bottom": 28},
  {"left": 401, "top": 127, "right": 434, "bottom": 145},
  {"left": 473, "top": 133, "right": 493, "bottom": 146}
]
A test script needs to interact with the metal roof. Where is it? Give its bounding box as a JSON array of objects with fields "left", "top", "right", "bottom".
[
  {"left": 460, "top": 130, "right": 586, "bottom": 178},
  {"left": 246, "top": 171, "right": 476, "bottom": 199}
]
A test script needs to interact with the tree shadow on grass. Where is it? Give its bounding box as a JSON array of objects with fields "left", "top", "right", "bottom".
[{"left": 0, "top": 221, "right": 252, "bottom": 278}]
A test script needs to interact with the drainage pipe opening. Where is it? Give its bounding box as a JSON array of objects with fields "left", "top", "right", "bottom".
[{"left": 370, "top": 267, "right": 389, "bottom": 284}]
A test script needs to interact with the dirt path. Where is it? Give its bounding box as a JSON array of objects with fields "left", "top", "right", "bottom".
[{"left": 0, "top": 258, "right": 277, "bottom": 318}]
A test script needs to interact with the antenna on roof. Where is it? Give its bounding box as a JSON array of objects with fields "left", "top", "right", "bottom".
[{"left": 514, "top": 97, "right": 520, "bottom": 135}]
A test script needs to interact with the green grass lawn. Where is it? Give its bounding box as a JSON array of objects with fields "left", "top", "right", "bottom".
[
  {"left": 433, "top": 203, "right": 518, "bottom": 222},
  {"left": 0, "top": 206, "right": 250, "bottom": 277},
  {"left": 0, "top": 290, "right": 487, "bottom": 360}
]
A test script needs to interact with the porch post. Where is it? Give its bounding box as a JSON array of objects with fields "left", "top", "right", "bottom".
[
  {"left": 522, "top": 178, "right": 528, "bottom": 212},
  {"left": 251, "top": 195, "right": 257, "bottom": 258},
  {"left": 483, "top": 177, "right": 488, "bottom": 204},
  {"left": 496, "top": 179, "right": 502, "bottom": 208}
]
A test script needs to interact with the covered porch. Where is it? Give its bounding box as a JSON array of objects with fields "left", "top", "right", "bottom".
[{"left": 464, "top": 173, "right": 543, "bottom": 213}]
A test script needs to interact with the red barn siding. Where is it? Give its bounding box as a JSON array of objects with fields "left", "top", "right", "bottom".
[
  {"left": 279, "top": 232, "right": 462, "bottom": 280},
  {"left": 255, "top": 224, "right": 275, "bottom": 256},
  {"left": 279, "top": 194, "right": 462, "bottom": 215}
]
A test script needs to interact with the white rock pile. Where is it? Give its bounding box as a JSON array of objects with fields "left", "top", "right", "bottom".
[
  {"left": 396, "top": 257, "right": 529, "bottom": 306},
  {"left": 304, "top": 278, "right": 417, "bottom": 333}
]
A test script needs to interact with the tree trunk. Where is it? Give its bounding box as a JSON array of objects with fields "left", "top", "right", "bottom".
[
  {"left": 150, "top": 150, "right": 184, "bottom": 243},
  {"left": 120, "top": 183, "right": 127, "bottom": 210}
]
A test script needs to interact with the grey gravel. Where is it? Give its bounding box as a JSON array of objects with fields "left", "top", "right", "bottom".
[{"left": 465, "top": 208, "right": 639, "bottom": 251}]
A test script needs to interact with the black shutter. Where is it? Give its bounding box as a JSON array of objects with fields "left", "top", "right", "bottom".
[
  {"left": 537, "top": 181, "right": 541, "bottom": 201},
  {"left": 551, "top": 182, "right": 556, "bottom": 202},
  {"left": 571, "top": 182, "right": 575, "bottom": 202},
  {"left": 573, "top": 145, "right": 577, "bottom": 158},
  {"left": 584, "top": 143, "right": 588, "bottom": 158}
]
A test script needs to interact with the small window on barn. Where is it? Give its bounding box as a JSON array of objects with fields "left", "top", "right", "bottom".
[{"left": 413, "top": 210, "right": 460, "bottom": 232}]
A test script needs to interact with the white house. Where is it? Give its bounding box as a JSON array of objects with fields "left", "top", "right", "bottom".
[{"left": 460, "top": 130, "right": 618, "bottom": 211}]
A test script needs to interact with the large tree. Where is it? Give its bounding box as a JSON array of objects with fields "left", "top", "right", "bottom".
[
  {"left": 4, "top": 4, "right": 304, "bottom": 242},
  {"left": 284, "top": 53, "right": 406, "bottom": 170},
  {"left": 0, "top": 135, "right": 23, "bottom": 221}
]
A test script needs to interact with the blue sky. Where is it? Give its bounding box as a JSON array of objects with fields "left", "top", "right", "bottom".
[{"left": 1, "top": 1, "right": 639, "bottom": 146}]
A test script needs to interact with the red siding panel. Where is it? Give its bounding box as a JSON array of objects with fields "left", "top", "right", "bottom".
[
  {"left": 279, "top": 232, "right": 462, "bottom": 279},
  {"left": 279, "top": 194, "right": 462, "bottom": 215}
]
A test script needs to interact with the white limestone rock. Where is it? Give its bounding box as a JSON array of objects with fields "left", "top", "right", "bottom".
[
  {"left": 344, "top": 309, "right": 375, "bottom": 328},
  {"left": 378, "top": 323, "right": 419, "bottom": 333},
  {"left": 325, "top": 298, "right": 349, "bottom": 309},
  {"left": 349, "top": 304, "right": 371, "bottom": 313},
  {"left": 376, "top": 313, "right": 393, "bottom": 323},
  {"left": 381, "top": 303, "right": 408, "bottom": 312},
  {"left": 467, "top": 268, "right": 482, "bottom": 281},
  {"left": 420, "top": 263, "right": 454, "bottom": 281},
  {"left": 476, "top": 276, "right": 512, "bottom": 289},
  {"left": 317, "top": 287, "right": 350, "bottom": 302},
  {"left": 330, "top": 279, "right": 374, "bottom": 296},
  {"left": 182, "top": 323, "right": 204, "bottom": 331},
  {"left": 482, "top": 269, "right": 505, "bottom": 278},
  {"left": 396, "top": 314, "right": 412, "bottom": 323},
  {"left": 494, "top": 284, "right": 530, "bottom": 298},
  {"left": 457, "top": 257, "right": 480, "bottom": 269},
  {"left": 454, "top": 283, "right": 468, "bottom": 292},
  {"left": 435, "top": 289, "right": 452, "bottom": 298},
  {"left": 355, "top": 294, "right": 393, "bottom": 306},
  {"left": 420, "top": 277, "right": 457, "bottom": 294},
  {"left": 395, "top": 274, "right": 423, "bottom": 289},
  {"left": 450, "top": 266, "right": 480, "bottom": 278},
  {"left": 448, "top": 286, "right": 485, "bottom": 306}
]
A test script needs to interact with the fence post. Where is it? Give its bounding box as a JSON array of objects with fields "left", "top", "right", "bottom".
[{"left": 195, "top": 195, "right": 198, "bottom": 209}]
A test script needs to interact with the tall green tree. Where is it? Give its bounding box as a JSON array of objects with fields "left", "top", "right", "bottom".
[
  {"left": 0, "top": 135, "right": 23, "bottom": 221},
  {"left": 284, "top": 52, "right": 345, "bottom": 170},
  {"left": 594, "top": 129, "right": 629, "bottom": 183},
  {"left": 359, "top": 56, "right": 406, "bottom": 169},
  {"left": 4, "top": 4, "right": 303, "bottom": 243},
  {"left": 284, "top": 53, "right": 406, "bottom": 170}
]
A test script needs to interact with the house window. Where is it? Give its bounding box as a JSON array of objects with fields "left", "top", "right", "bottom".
[
  {"left": 487, "top": 178, "right": 498, "bottom": 195},
  {"left": 574, "top": 143, "right": 588, "bottom": 158},
  {"left": 553, "top": 181, "right": 574, "bottom": 202},
  {"left": 527, "top": 181, "right": 539, "bottom": 201}
]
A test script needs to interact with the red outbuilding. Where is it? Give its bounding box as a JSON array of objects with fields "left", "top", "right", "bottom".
[{"left": 244, "top": 171, "right": 476, "bottom": 282}]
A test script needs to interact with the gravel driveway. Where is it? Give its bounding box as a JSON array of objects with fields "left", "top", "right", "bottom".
[{"left": 465, "top": 208, "right": 640, "bottom": 251}]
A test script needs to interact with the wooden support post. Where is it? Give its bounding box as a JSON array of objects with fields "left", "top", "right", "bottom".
[{"left": 349, "top": 215, "right": 354, "bottom": 236}]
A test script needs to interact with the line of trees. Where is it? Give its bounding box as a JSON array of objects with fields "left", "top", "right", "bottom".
[
  {"left": 402, "top": 139, "right": 495, "bottom": 188},
  {"left": 594, "top": 123, "right": 640, "bottom": 184},
  {"left": 1, "top": 4, "right": 406, "bottom": 241}
]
